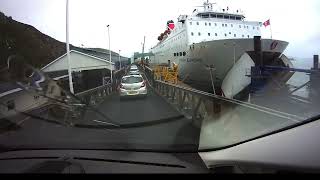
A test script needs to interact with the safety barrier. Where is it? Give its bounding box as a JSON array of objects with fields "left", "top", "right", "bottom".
[
  {"left": 144, "top": 64, "right": 178, "bottom": 84},
  {"left": 143, "top": 64, "right": 304, "bottom": 133},
  {"left": 75, "top": 66, "right": 129, "bottom": 106}
]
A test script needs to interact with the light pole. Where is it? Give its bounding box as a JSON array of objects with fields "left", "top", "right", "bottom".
[
  {"left": 118, "top": 50, "right": 121, "bottom": 70},
  {"left": 66, "top": 0, "right": 74, "bottom": 94},
  {"left": 107, "top": 25, "right": 113, "bottom": 84}
]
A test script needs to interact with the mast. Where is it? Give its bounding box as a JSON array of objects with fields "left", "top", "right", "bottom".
[
  {"left": 142, "top": 36, "right": 146, "bottom": 54},
  {"left": 142, "top": 36, "right": 146, "bottom": 60}
]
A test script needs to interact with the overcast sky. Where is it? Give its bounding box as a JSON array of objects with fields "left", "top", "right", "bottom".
[{"left": 1, "top": 0, "right": 319, "bottom": 58}]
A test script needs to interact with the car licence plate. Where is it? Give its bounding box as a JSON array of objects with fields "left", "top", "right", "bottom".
[{"left": 128, "top": 91, "right": 137, "bottom": 95}]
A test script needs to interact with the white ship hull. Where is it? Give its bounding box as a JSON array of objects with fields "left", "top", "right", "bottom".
[{"left": 152, "top": 38, "right": 288, "bottom": 88}]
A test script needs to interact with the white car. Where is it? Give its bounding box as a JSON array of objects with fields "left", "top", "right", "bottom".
[
  {"left": 119, "top": 75, "right": 147, "bottom": 98},
  {"left": 129, "top": 65, "right": 139, "bottom": 75}
]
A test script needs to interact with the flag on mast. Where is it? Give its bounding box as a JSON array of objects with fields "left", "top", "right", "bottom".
[
  {"left": 263, "top": 19, "right": 273, "bottom": 39},
  {"left": 263, "top": 19, "right": 270, "bottom": 27}
]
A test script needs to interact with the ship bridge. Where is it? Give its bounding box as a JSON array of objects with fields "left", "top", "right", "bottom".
[
  {"left": 196, "top": 12, "right": 245, "bottom": 20},
  {"left": 194, "top": 0, "right": 245, "bottom": 20}
]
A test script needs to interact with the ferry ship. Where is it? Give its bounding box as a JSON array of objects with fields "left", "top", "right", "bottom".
[{"left": 150, "top": 0, "right": 292, "bottom": 97}]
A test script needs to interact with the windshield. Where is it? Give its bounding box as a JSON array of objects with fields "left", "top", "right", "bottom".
[
  {"left": 122, "top": 76, "right": 143, "bottom": 84},
  {"left": 0, "top": 0, "right": 319, "bottom": 153}
]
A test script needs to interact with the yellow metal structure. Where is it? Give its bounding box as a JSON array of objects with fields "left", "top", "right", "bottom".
[{"left": 153, "top": 63, "right": 178, "bottom": 84}]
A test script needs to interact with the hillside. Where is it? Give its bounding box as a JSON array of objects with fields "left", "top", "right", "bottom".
[
  {"left": 0, "top": 12, "right": 68, "bottom": 69},
  {"left": 0, "top": 12, "right": 122, "bottom": 70}
]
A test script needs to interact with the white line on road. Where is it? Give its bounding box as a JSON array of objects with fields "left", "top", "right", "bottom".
[
  {"left": 17, "top": 116, "right": 31, "bottom": 125},
  {"left": 92, "top": 119, "right": 116, "bottom": 125}
]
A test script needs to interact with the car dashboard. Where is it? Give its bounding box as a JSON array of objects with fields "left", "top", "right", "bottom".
[{"left": 0, "top": 149, "right": 210, "bottom": 173}]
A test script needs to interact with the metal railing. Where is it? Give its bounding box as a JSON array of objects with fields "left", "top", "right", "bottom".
[
  {"left": 74, "top": 66, "right": 129, "bottom": 105},
  {"left": 142, "top": 65, "right": 305, "bottom": 127},
  {"left": 142, "top": 65, "right": 309, "bottom": 149},
  {"left": 75, "top": 83, "right": 114, "bottom": 106}
]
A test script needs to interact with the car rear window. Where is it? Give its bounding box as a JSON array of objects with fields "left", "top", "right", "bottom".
[{"left": 122, "top": 76, "right": 143, "bottom": 84}]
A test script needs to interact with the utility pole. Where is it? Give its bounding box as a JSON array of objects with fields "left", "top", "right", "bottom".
[
  {"left": 118, "top": 50, "right": 121, "bottom": 70},
  {"left": 142, "top": 36, "right": 146, "bottom": 54},
  {"left": 107, "top": 25, "right": 113, "bottom": 84},
  {"left": 142, "top": 36, "right": 146, "bottom": 62},
  {"left": 66, "top": 0, "right": 74, "bottom": 94}
]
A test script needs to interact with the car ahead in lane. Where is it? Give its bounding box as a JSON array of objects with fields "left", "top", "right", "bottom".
[
  {"left": 129, "top": 71, "right": 141, "bottom": 75},
  {"left": 119, "top": 75, "right": 147, "bottom": 98},
  {"left": 129, "top": 65, "right": 139, "bottom": 75}
]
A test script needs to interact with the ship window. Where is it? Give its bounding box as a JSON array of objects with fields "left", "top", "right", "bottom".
[
  {"left": 234, "top": 34, "right": 236, "bottom": 37},
  {"left": 205, "top": 22, "right": 207, "bottom": 26},
  {"left": 215, "top": 33, "right": 218, "bottom": 36},
  {"left": 225, "top": 24, "right": 228, "bottom": 27},
  {"left": 197, "top": 22, "right": 199, "bottom": 25},
  {"left": 229, "top": 32, "right": 231, "bottom": 34},
  {"left": 242, "top": 35, "right": 244, "bottom": 37},
  {"left": 202, "top": 14, "right": 209, "bottom": 18},
  {"left": 190, "top": 22, "right": 192, "bottom": 25},
  {"left": 183, "top": 52, "right": 186, "bottom": 56},
  {"left": 208, "top": 33, "right": 211, "bottom": 36},
  {"left": 180, "top": 52, "right": 182, "bottom": 56},
  {"left": 224, "top": 15, "right": 230, "bottom": 19},
  {"left": 247, "top": 35, "right": 250, "bottom": 38},
  {"left": 209, "top": 23, "right": 211, "bottom": 26},
  {"left": 7, "top": 100, "right": 15, "bottom": 111},
  {"left": 215, "top": 23, "right": 217, "bottom": 26},
  {"left": 217, "top": 15, "right": 223, "bottom": 19},
  {"left": 198, "top": 32, "right": 201, "bottom": 36},
  {"left": 230, "top": 16, "right": 235, "bottom": 20},
  {"left": 191, "top": 32, "right": 194, "bottom": 36},
  {"left": 174, "top": 53, "right": 176, "bottom": 56},
  {"left": 236, "top": 16, "right": 241, "bottom": 20},
  {"left": 222, "top": 24, "right": 224, "bottom": 27},
  {"left": 253, "top": 27, "right": 255, "bottom": 30},
  {"left": 239, "top": 25, "right": 241, "bottom": 28},
  {"left": 231, "top": 24, "right": 233, "bottom": 27},
  {"left": 225, "top": 33, "right": 227, "bottom": 37}
]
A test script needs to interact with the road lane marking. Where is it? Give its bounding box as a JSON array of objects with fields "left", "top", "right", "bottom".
[
  {"left": 17, "top": 116, "right": 31, "bottom": 125},
  {"left": 92, "top": 119, "right": 117, "bottom": 125}
]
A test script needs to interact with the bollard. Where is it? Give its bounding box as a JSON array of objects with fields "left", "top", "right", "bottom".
[
  {"left": 254, "top": 36, "right": 263, "bottom": 66},
  {"left": 310, "top": 55, "right": 320, "bottom": 99},
  {"left": 313, "top": 55, "right": 319, "bottom": 70}
]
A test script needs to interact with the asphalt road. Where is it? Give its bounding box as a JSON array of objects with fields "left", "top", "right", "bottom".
[{"left": 0, "top": 83, "right": 200, "bottom": 151}]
